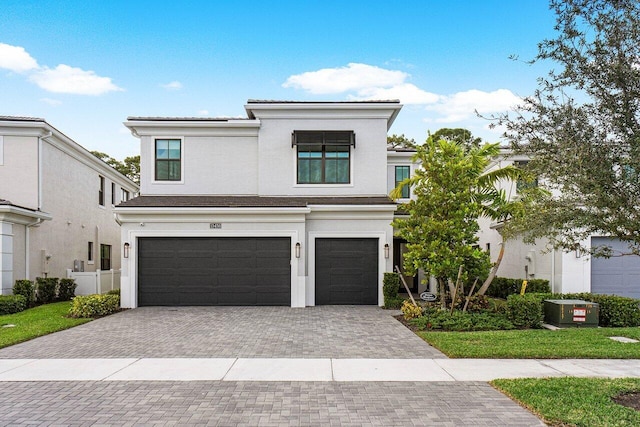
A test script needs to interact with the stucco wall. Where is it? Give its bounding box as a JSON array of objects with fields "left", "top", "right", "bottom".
[{"left": 0, "top": 135, "right": 38, "bottom": 209}]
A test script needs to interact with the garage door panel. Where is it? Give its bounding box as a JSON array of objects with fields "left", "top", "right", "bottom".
[
  {"left": 591, "top": 237, "right": 640, "bottom": 299},
  {"left": 315, "top": 238, "right": 378, "bottom": 305},
  {"left": 138, "top": 237, "right": 291, "bottom": 306}
]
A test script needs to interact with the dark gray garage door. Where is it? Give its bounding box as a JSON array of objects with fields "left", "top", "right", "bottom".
[
  {"left": 138, "top": 237, "right": 291, "bottom": 306},
  {"left": 315, "top": 238, "right": 378, "bottom": 305},
  {"left": 591, "top": 237, "right": 640, "bottom": 299}
]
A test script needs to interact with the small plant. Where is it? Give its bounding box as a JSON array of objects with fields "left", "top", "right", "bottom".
[
  {"left": 383, "top": 273, "right": 403, "bottom": 308},
  {"left": 106, "top": 288, "right": 120, "bottom": 296},
  {"left": 0, "top": 295, "right": 27, "bottom": 315},
  {"left": 36, "top": 277, "right": 59, "bottom": 304},
  {"left": 69, "top": 294, "right": 120, "bottom": 318},
  {"left": 401, "top": 299, "right": 422, "bottom": 320},
  {"left": 13, "top": 279, "right": 35, "bottom": 307},
  {"left": 57, "top": 279, "right": 77, "bottom": 301}
]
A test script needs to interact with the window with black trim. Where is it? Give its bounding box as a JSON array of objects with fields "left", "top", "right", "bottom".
[
  {"left": 98, "top": 176, "right": 105, "bottom": 206},
  {"left": 111, "top": 182, "right": 116, "bottom": 205},
  {"left": 121, "top": 188, "right": 130, "bottom": 202},
  {"left": 395, "top": 166, "right": 410, "bottom": 198},
  {"left": 294, "top": 131, "right": 353, "bottom": 184},
  {"left": 100, "top": 244, "right": 111, "bottom": 270},
  {"left": 155, "top": 139, "right": 181, "bottom": 181},
  {"left": 88, "top": 242, "right": 94, "bottom": 262}
]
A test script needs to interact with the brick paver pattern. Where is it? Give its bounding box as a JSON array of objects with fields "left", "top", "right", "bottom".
[
  {"left": 0, "top": 306, "right": 445, "bottom": 359},
  {"left": 0, "top": 381, "right": 544, "bottom": 426}
]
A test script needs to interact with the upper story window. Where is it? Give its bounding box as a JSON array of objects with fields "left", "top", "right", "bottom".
[
  {"left": 294, "top": 131, "right": 354, "bottom": 184},
  {"left": 111, "top": 182, "right": 116, "bottom": 205},
  {"left": 155, "top": 139, "right": 181, "bottom": 181},
  {"left": 98, "top": 176, "right": 105, "bottom": 206},
  {"left": 395, "top": 166, "right": 410, "bottom": 198},
  {"left": 121, "top": 188, "right": 130, "bottom": 202}
]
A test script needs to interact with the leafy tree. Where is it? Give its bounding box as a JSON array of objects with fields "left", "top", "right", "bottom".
[
  {"left": 91, "top": 151, "right": 140, "bottom": 185},
  {"left": 391, "top": 136, "right": 521, "bottom": 307},
  {"left": 494, "top": 0, "right": 640, "bottom": 257},
  {"left": 387, "top": 134, "right": 416, "bottom": 148},
  {"left": 431, "top": 128, "right": 482, "bottom": 150}
]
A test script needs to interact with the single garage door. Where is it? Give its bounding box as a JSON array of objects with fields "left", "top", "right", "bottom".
[
  {"left": 591, "top": 237, "right": 640, "bottom": 299},
  {"left": 315, "top": 238, "right": 378, "bottom": 305},
  {"left": 138, "top": 237, "right": 291, "bottom": 306}
]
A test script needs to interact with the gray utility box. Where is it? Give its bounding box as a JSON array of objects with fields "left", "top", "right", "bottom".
[{"left": 544, "top": 299, "right": 599, "bottom": 328}]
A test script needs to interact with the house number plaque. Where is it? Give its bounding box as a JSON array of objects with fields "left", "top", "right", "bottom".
[{"left": 210, "top": 223, "right": 222, "bottom": 229}]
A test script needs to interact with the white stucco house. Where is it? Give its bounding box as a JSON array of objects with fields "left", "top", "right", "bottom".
[
  {"left": 0, "top": 116, "right": 139, "bottom": 295},
  {"left": 115, "top": 100, "right": 402, "bottom": 308},
  {"left": 477, "top": 152, "right": 640, "bottom": 299}
]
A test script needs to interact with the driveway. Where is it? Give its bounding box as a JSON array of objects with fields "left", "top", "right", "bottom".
[
  {"left": 0, "top": 306, "right": 445, "bottom": 359},
  {"left": 0, "top": 306, "right": 545, "bottom": 426}
]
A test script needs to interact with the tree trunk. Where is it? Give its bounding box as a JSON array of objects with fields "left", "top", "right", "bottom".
[{"left": 477, "top": 241, "right": 505, "bottom": 295}]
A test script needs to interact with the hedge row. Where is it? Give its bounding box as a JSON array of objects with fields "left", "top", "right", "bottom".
[
  {"left": 485, "top": 277, "right": 550, "bottom": 299},
  {"left": 507, "top": 292, "right": 640, "bottom": 328},
  {"left": 13, "top": 278, "right": 77, "bottom": 307},
  {"left": 0, "top": 295, "right": 27, "bottom": 315}
]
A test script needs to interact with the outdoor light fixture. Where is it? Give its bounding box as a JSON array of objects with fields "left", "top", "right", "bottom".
[
  {"left": 124, "top": 242, "right": 130, "bottom": 259},
  {"left": 295, "top": 242, "right": 301, "bottom": 258},
  {"left": 384, "top": 243, "right": 390, "bottom": 259}
]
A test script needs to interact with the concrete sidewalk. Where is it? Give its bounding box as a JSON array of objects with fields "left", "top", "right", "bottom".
[{"left": 1, "top": 357, "right": 638, "bottom": 382}]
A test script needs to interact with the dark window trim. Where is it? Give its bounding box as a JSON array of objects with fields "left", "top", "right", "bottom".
[
  {"left": 100, "top": 244, "right": 112, "bottom": 270},
  {"left": 297, "top": 145, "right": 351, "bottom": 184},
  {"left": 395, "top": 165, "right": 410, "bottom": 198},
  {"left": 154, "top": 138, "right": 182, "bottom": 181},
  {"left": 291, "top": 130, "right": 355, "bottom": 148},
  {"left": 98, "top": 176, "right": 105, "bottom": 206},
  {"left": 111, "top": 182, "right": 116, "bottom": 205},
  {"left": 88, "top": 242, "right": 94, "bottom": 262}
]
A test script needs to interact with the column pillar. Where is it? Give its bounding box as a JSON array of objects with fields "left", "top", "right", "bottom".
[{"left": 0, "top": 221, "right": 14, "bottom": 295}]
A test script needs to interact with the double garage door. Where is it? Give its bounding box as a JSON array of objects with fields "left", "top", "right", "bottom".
[{"left": 137, "top": 237, "right": 379, "bottom": 306}]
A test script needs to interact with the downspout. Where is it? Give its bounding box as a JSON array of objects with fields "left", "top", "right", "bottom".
[
  {"left": 25, "top": 218, "right": 44, "bottom": 280},
  {"left": 38, "top": 131, "right": 53, "bottom": 211}
]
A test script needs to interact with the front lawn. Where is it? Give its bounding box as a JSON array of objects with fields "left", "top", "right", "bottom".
[
  {"left": 418, "top": 327, "right": 640, "bottom": 358},
  {"left": 0, "top": 301, "right": 91, "bottom": 349},
  {"left": 493, "top": 377, "right": 640, "bottom": 427}
]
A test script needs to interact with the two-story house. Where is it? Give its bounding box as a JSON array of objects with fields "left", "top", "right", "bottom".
[
  {"left": 115, "top": 100, "right": 402, "bottom": 308},
  {"left": 0, "top": 116, "right": 139, "bottom": 295},
  {"left": 477, "top": 151, "right": 640, "bottom": 299}
]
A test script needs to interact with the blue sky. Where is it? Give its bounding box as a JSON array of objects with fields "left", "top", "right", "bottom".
[{"left": 0, "top": 0, "right": 557, "bottom": 159}]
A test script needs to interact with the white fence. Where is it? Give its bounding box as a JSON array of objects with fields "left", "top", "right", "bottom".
[{"left": 66, "top": 269, "right": 120, "bottom": 296}]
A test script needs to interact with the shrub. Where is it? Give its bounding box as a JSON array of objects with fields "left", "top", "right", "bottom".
[
  {"left": 36, "top": 277, "right": 58, "bottom": 304},
  {"left": 401, "top": 299, "right": 423, "bottom": 320},
  {"left": 69, "top": 294, "right": 120, "bottom": 318},
  {"left": 486, "top": 277, "right": 550, "bottom": 299},
  {"left": 13, "top": 279, "right": 35, "bottom": 307},
  {"left": 410, "top": 308, "right": 514, "bottom": 331},
  {"left": 447, "top": 294, "right": 490, "bottom": 313},
  {"left": 383, "top": 273, "right": 402, "bottom": 308},
  {"left": 507, "top": 293, "right": 544, "bottom": 328},
  {"left": 57, "top": 279, "right": 77, "bottom": 301},
  {"left": 0, "top": 295, "right": 27, "bottom": 315},
  {"left": 106, "top": 289, "right": 120, "bottom": 296}
]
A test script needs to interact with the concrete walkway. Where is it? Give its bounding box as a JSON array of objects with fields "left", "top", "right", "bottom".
[{"left": 1, "top": 357, "right": 639, "bottom": 382}]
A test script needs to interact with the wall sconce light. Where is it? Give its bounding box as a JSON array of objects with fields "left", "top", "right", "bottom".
[
  {"left": 295, "top": 242, "right": 301, "bottom": 258},
  {"left": 124, "top": 242, "right": 130, "bottom": 259},
  {"left": 384, "top": 243, "right": 390, "bottom": 259}
]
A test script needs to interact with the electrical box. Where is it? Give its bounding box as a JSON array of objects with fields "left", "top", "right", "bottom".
[
  {"left": 73, "top": 259, "right": 84, "bottom": 272},
  {"left": 544, "top": 299, "right": 599, "bottom": 327}
]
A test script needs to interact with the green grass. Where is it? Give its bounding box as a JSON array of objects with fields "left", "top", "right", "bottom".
[
  {"left": 0, "top": 301, "right": 91, "bottom": 349},
  {"left": 417, "top": 327, "right": 640, "bottom": 358},
  {"left": 493, "top": 377, "right": 640, "bottom": 427}
]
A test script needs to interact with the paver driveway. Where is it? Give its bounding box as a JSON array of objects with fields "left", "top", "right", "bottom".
[{"left": 0, "top": 306, "right": 445, "bottom": 359}]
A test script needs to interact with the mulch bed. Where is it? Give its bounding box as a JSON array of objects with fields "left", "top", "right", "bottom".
[{"left": 613, "top": 392, "right": 640, "bottom": 411}]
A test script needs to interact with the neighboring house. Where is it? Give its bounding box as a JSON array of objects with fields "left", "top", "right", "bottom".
[
  {"left": 477, "top": 152, "right": 640, "bottom": 299},
  {"left": 0, "top": 117, "right": 139, "bottom": 295},
  {"left": 115, "top": 100, "right": 402, "bottom": 308}
]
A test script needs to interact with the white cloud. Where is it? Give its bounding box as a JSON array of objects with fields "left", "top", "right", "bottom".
[
  {"left": 197, "top": 109, "right": 209, "bottom": 115},
  {"left": 348, "top": 83, "right": 439, "bottom": 105},
  {"left": 283, "top": 63, "right": 407, "bottom": 94},
  {"left": 29, "top": 64, "right": 123, "bottom": 95},
  {"left": 161, "top": 80, "right": 183, "bottom": 90},
  {"left": 0, "top": 43, "right": 39, "bottom": 72},
  {"left": 40, "top": 97, "right": 62, "bottom": 106},
  {"left": 427, "top": 89, "right": 521, "bottom": 123}
]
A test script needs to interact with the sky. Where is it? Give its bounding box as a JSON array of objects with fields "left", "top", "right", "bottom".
[{"left": 0, "top": 0, "right": 558, "bottom": 160}]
